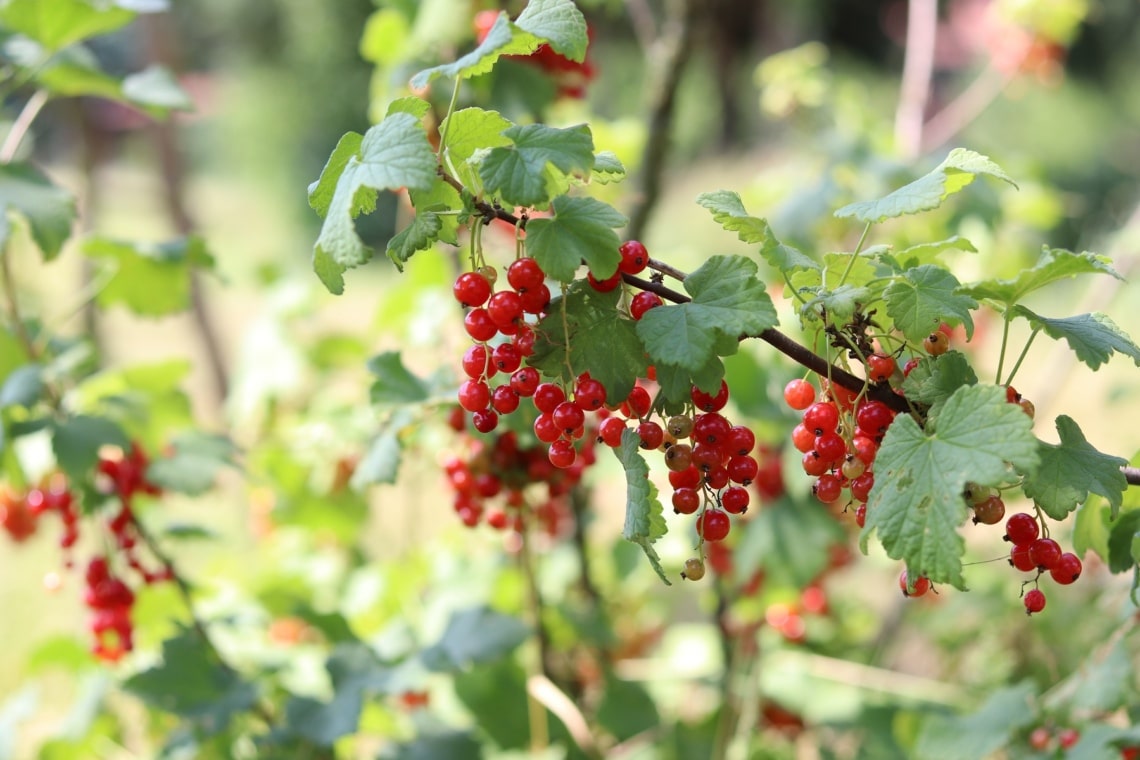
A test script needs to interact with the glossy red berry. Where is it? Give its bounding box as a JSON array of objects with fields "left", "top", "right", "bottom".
[
  {"left": 533, "top": 413, "right": 560, "bottom": 443},
  {"left": 587, "top": 268, "right": 622, "bottom": 292},
  {"left": 697, "top": 509, "right": 731, "bottom": 541},
  {"left": 598, "top": 416, "right": 627, "bottom": 447},
  {"left": 464, "top": 308, "right": 498, "bottom": 341},
  {"left": 492, "top": 343, "right": 522, "bottom": 374},
  {"left": 510, "top": 367, "right": 540, "bottom": 396},
  {"left": 491, "top": 385, "right": 520, "bottom": 414},
  {"left": 519, "top": 284, "right": 550, "bottom": 315},
  {"left": 923, "top": 331, "right": 950, "bottom": 355},
  {"left": 850, "top": 472, "right": 874, "bottom": 502},
  {"left": 471, "top": 408, "right": 499, "bottom": 433},
  {"left": 618, "top": 240, "right": 649, "bottom": 274},
  {"left": 1004, "top": 513, "right": 1039, "bottom": 546},
  {"left": 813, "top": 432, "right": 846, "bottom": 465},
  {"left": 574, "top": 377, "right": 607, "bottom": 411},
  {"left": 902, "top": 357, "right": 920, "bottom": 377},
  {"left": 1050, "top": 552, "right": 1082, "bottom": 585},
  {"left": 1009, "top": 543, "right": 1036, "bottom": 572},
  {"left": 783, "top": 379, "right": 816, "bottom": 410},
  {"left": 668, "top": 466, "right": 701, "bottom": 490},
  {"left": 899, "top": 569, "right": 930, "bottom": 597},
  {"left": 691, "top": 380, "right": 729, "bottom": 413},
  {"left": 636, "top": 420, "right": 664, "bottom": 450},
  {"left": 854, "top": 503, "right": 867, "bottom": 527},
  {"left": 630, "top": 291, "right": 663, "bottom": 320},
  {"left": 791, "top": 424, "right": 815, "bottom": 453},
  {"left": 507, "top": 257, "right": 545, "bottom": 291},
  {"left": 855, "top": 401, "right": 894, "bottom": 438},
  {"left": 533, "top": 383, "right": 566, "bottom": 414},
  {"left": 462, "top": 344, "right": 490, "bottom": 379},
  {"left": 725, "top": 426, "right": 755, "bottom": 457},
  {"left": 803, "top": 402, "right": 840, "bottom": 435},
  {"left": 721, "top": 486, "right": 750, "bottom": 514},
  {"left": 971, "top": 494, "right": 1005, "bottom": 525},
  {"left": 704, "top": 465, "right": 730, "bottom": 490},
  {"left": 548, "top": 440, "right": 576, "bottom": 469},
  {"left": 1023, "top": 588, "right": 1046, "bottom": 615},
  {"left": 801, "top": 451, "right": 830, "bottom": 477},
  {"left": 487, "top": 291, "right": 524, "bottom": 330},
  {"left": 623, "top": 385, "right": 652, "bottom": 419},
  {"left": 1028, "top": 538, "right": 1063, "bottom": 570},
  {"left": 453, "top": 272, "right": 492, "bottom": 307},
  {"left": 457, "top": 380, "right": 491, "bottom": 412},
  {"left": 665, "top": 443, "right": 694, "bottom": 472},
  {"left": 552, "top": 402, "right": 586, "bottom": 435},
  {"left": 813, "top": 474, "right": 843, "bottom": 503},
  {"left": 672, "top": 487, "right": 700, "bottom": 514},
  {"left": 726, "top": 455, "right": 758, "bottom": 484},
  {"left": 866, "top": 353, "right": 896, "bottom": 383}
]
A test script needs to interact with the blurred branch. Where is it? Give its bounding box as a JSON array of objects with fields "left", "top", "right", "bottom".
[
  {"left": 920, "top": 63, "right": 1018, "bottom": 154},
  {"left": 140, "top": 13, "right": 229, "bottom": 408},
  {"left": 622, "top": 0, "right": 657, "bottom": 54},
  {"left": 894, "top": 0, "right": 937, "bottom": 159},
  {"left": 527, "top": 674, "right": 601, "bottom": 758},
  {"left": 0, "top": 88, "right": 48, "bottom": 163},
  {"left": 625, "top": 0, "right": 700, "bottom": 242}
]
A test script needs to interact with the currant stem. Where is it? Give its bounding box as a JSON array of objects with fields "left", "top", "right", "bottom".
[
  {"left": 436, "top": 78, "right": 462, "bottom": 161},
  {"left": 836, "top": 222, "right": 873, "bottom": 288},
  {"left": 994, "top": 311, "right": 1012, "bottom": 385},
  {"left": 1003, "top": 329, "right": 1039, "bottom": 388},
  {"left": 0, "top": 88, "right": 49, "bottom": 163}
]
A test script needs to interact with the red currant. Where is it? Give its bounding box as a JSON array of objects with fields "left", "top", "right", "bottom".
[
  {"left": 534, "top": 413, "right": 560, "bottom": 443},
  {"left": 1050, "top": 552, "right": 1082, "bottom": 585},
  {"left": 854, "top": 503, "right": 867, "bottom": 527},
  {"left": 548, "top": 440, "right": 576, "bottom": 469},
  {"left": 534, "top": 383, "right": 566, "bottom": 414},
  {"left": 491, "top": 385, "right": 520, "bottom": 414},
  {"left": 783, "top": 379, "right": 816, "bottom": 410},
  {"left": 791, "top": 424, "right": 815, "bottom": 453},
  {"left": 1023, "top": 588, "right": 1046, "bottom": 615},
  {"left": 866, "top": 353, "right": 896, "bottom": 382},
  {"left": 850, "top": 472, "right": 874, "bottom": 501},
  {"left": 923, "top": 331, "right": 950, "bottom": 355},
  {"left": 623, "top": 385, "right": 652, "bottom": 419},
  {"left": 519, "top": 284, "right": 551, "bottom": 315},
  {"left": 574, "top": 377, "right": 607, "bottom": 410},
  {"left": 636, "top": 420, "right": 664, "bottom": 450},
  {"left": 506, "top": 257, "right": 545, "bottom": 291},
  {"left": 665, "top": 444, "right": 694, "bottom": 472},
  {"left": 855, "top": 401, "right": 894, "bottom": 438},
  {"left": 813, "top": 474, "right": 843, "bottom": 503},
  {"left": 492, "top": 343, "right": 522, "bottom": 374},
  {"left": 1009, "top": 543, "right": 1036, "bottom": 572},
  {"left": 630, "top": 291, "right": 663, "bottom": 320},
  {"left": 453, "top": 272, "right": 492, "bottom": 307},
  {"left": 669, "top": 466, "right": 701, "bottom": 490},
  {"left": 899, "top": 569, "right": 930, "bottom": 597},
  {"left": 487, "top": 291, "right": 524, "bottom": 330},
  {"left": 1028, "top": 537, "right": 1063, "bottom": 570},
  {"left": 813, "top": 432, "right": 846, "bottom": 465},
  {"left": 726, "top": 455, "right": 758, "bottom": 484},
  {"left": 464, "top": 308, "right": 498, "bottom": 341},
  {"left": 1004, "top": 513, "right": 1039, "bottom": 546},
  {"left": 724, "top": 425, "right": 755, "bottom": 456},
  {"left": 457, "top": 380, "right": 491, "bottom": 412},
  {"left": 721, "top": 486, "right": 750, "bottom": 514},
  {"left": 971, "top": 494, "right": 1005, "bottom": 525},
  {"left": 672, "top": 488, "right": 700, "bottom": 514},
  {"left": 691, "top": 380, "right": 729, "bottom": 413},
  {"left": 510, "top": 367, "right": 540, "bottom": 397},
  {"left": 692, "top": 413, "right": 731, "bottom": 447},
  {"left": 618, "top": 240, "right": 649, "bottom": 274},
  {"left": 697, "top": 509, "right": 731, "bottom": 541},
  {"left": 588, "top": 268, "right": 622, "bottom": 292},
  {"left": 471, "top": 408, "right": 499, "bottom": 433},
  {"left": 598, "top": 417, "right": 627, "bottom": 447},
  {"left": 803, "top": 402, "right": 840, "bottom": 435}
]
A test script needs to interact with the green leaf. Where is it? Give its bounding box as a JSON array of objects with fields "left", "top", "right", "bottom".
[
  {"left": 914, "top": 682, "right": 1036, "bottom": 760},
  {"left": 1073, "top": 498, "right": 1113, "bottom": 561},
  {"left": 311, "top": 114, "right": 437, "bottom": 294},
  {"left": 84, "top": 236, "right": 214, "bottom": 316},
  {"left": 591, "top": 151, "right": 626, "bottom": 183},
  {"left": 0, "top": 365, "right": 42, "bottom": 408},
  {"left": 801, "top": 284, "right": 872, "bottom": 323},
  {"left": 438, "top": 107, "right": 513, "bottom": 190},
  {"left": 525, "top": 195, "right": 625, "bottom": 282},
  {"left": 899, "top": 351, "right": 978, "bottom": 422},
  {"left": 1012, "top": 307, "right": 1140, "bottom": 371},
  {"left": 0, "top": 0, "right": 135, "bottom": 51},
  {"left": 614, "top": 429, "right": 670, "bottom": 585},
  {"left": 836, "top": 148, "right": 1017, "bottom": 223},
  {"left": 284, "top": 643, "right": 393, "bottom": 746},
  {"left": 733, "top": 497, "right": 845, "bottom": 587},
  {"left": 1044, "top": 639, "right": 1131, "bottom": 714},
  {"left": 410, "top": 12, "right": 540, "bottom": 90},
  {"left": 895, "top": 235, "right": 977, "bottom": 268},
  {"left": 696, "top": 190, "right": 819, "bottom": 272},
  {"left": 120, "top": 65, "right": 192, "bottom": 111},
  {"left": 961, "top": 247, "right": 1122, "bottom": 307},
  {"left": 596, "top": 669, "right": 660, "bottom": 741},
  {"left": 25, "top": 635, "right": 92, "bottom": 675},
  {"left": 529, "top": 283, "right": 648, "bottom": 404},
  {"left": 368, "top": 352, "right": 430, "bottom": 404},
  {"left": 385, "top": 211, "right": 442, "bottom": 271},
  {"left": 123, "top": 629, "right": 258, "bottom": 728},
  {"left": 515, "top": 0, "right": 588, "bottom": 61},
  {"left": 863, "top": 384, "right": 1039, "bottom": 589},
  {"left": 883, "top": 265, "right": 977, "bottom": 342},
  {"left": 479, "top": 123, "right": 594, "bottom": 208},
  {"left": 420, "top": 606, "right": 530, "bottom": 670},
  {"left": 453, "top": 660, "right": 530, "bottom": 750},
  {"left": 385, "top": 96, "right": 431, "bottom": 120},
  {"left": 307, "top": 132, "right": 363, "bottom": 218},
  {"left": 387, "top": 732, "right": 485, "bottom": 760},
  {"left": 408, "top": 179, "right": 462, "bottom": 246},
  {"left": 51, "top": 415, "right": 130, "bottom": 480},
  {"left": 350, "top": 409, "right": 415, "bottom": 489},
  {"left": 1022, "top": 416, "right": 1128, "bottom": 520},
  {"left": 0, "top": 162, "right": 76, "bottom": 259},
  {"left": 145, "top": 432, "right": 237, "bottom": 496},
  {"left": 637, "top": 255, "right": 777, "bottom": 374},
  {"left": 1106, "top": 510, "right": 1140, "bottom": 574}
]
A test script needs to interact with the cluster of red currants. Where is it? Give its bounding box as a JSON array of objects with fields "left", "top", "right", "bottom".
[
  {"left": 443, "top": 414, "right": 594, "bottom": 537},
  {"left": 83, "top": 556, "right": 136, "bottom": 662},
  {"left": 1003, "top": 511, "right": 1082, "bottom": 615},
  {"left": 0, "top": 474, "right": 77, "bottom": 548}
]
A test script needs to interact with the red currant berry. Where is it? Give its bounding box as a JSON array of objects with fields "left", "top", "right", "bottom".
[
  {"left": 813, "top": 473, "right": 843, "bottom": 503},
  {"left": 1004, "top": 513, "right": 1039, "bottom": 546},
  {"left": 724, "top": 426, "right": 755, "bottom": 456},
  {"left": 533, "top": 413, "right": 560, "bottom": 443},
  {"left": 574, "top": 377, "right": 607, "bottom": 411},
  {"left": 630, "top": 291, "right": 663, "bottom": 320},
  {"left": 513, "top": 326, "right": 536, "bottom": 356},
  {"left": 851, "top": 435, "right": 878, "bottom": 464},
  {"left": 636, "top": 420, "right": 664, "bottom": 450},
  {"left": 1023, "top": 588, "right": 1046, "bottom": 615},
  {"left": 464, "top": 308, "right": 498, "bottom": 341},
  {"left": 507, "top": 257, "right": 545, "bottom": 291},
  {"left": 487, "top": 291, "right": 524, "bottom": 330},
  {"left": 672, "top": 487, "right": 700, "bottom": 514},
  {"left": 721, "top": 486, "right": 750, "bottom": 514},
  {"left": 618, "top": 240, "right": 649, "bottom": 274},
  {"left": 669, "top": 466, "right": 701, "bottom": 490},
  {"left": 801, "top": 451, "right": 830, "bottom": 477},
  {"left": 533, "top": 383, "right": 566, "bottom": 414},
  {"left": 462, "top": 344, "right": 490, "bottom": 379},
  {"left": 548, "top": 440, "right": 576, "bottom": 469},
  {"left": 902, "top": 357, "right": 920, "bottom": 377},
  {"left": 783, "top": 378, "right": 816, "bottom": 410},
  {"left": 692, "top": 444, "right": 725, "bottom": 471},
  {"left": 850, "top": 472, "right": 874, "bottom": 501},
  {"left": 855, "top": 401, "right": 894, "bottom": 438},
  {"left": 1006, "top": 385, "right": 1021, "bottom": 403},
  {"left": 587, "top": 268, "right": 622, "bottom": 292},
  {"left": 1028, "top": 538, "right": 1063, "bottom": 570},
  {"left": 457, "top": 380, "right": 491, "bottom": 412},
  {"left": 519, "top": 283, "right": 551, "bottom": 315},
  {"left": 971, "top": 494, "right": 1005, "bottom": 525},
  {"left": 1058, "top": 729, "right": 1079, "bottom": 750},
  {"left": 697, "top": 509, "right": 731, "bottom": 542},
  {"left": 692, "top": 413, "right": 731, "bottom": 447},
  {"left": 1028, "top": 727, "right": 1052, "bottom": 751},
  {"left": 623, "top": 386, "right": 652, "bottom": 419},
  {"left": 703, "top": 465, "right": 730, "bottom": 490},
  {"left": 598, "top": 416, "right": 627, "bottom": 447},
  {"left": 492, "top": 343, "right": 522, "bottom": 374},
  {"left": 1009, "top": 543, "right": 1036, "bottom": 572},
  {"left": 803, "top": 402, "right": 840, "bottom": 435},
  {"left": 691, "top": 380, "right": 729, "bottom": 413},
  {"left": 552, "top": 402, "right": 586, "bottom": 435},
  {"left": 471, "top": 408, "right": 499, "bottom": 433},
  {"left": 791, "top": 424, "right": 815, "bottom": 453},
  {"left": 453, "top": 272, "right": 492, "bottom": 307},
  {"left": 855, "top": 503, "right": 867, "bottom": 527},
  {"left": 510, "top": 367, "right": 540, "bottom": 397},
  {"left": 726, "top": 455, "right": 758, "bottom": 484},
  {"left": 1050, "top": 552, "right": 1082, "bottom": 585},
  {"left": 813, "top": 432, "right": 846, "bottom": 465},
  {"left": 866, "top": 353, "right": 897, "bottom": 382},
  {"left": 491, "top": 385, "right": 520, "bottom": 414},
  {"left": 923, "top": 331, "right": 950, "bottom": 355},
  {"left": 665, "top": 444, "right": 694, "bottom": 472},
  {"left": 899, "top": 569, "right": 930, "bottom": 597}
]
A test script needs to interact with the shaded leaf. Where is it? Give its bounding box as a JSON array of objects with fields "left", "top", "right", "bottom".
[
  {"left": 1022, "top": 416, "right": 1128, "bottom": 520},
  {"left": 883, "top": 265, "right": 977, "bottom": 342},
  {"left": 525, "top": 195, "right": 624, "bottom": 282},
  {"left": 915, "top": 682, "right": 1036, "bottom": 760},
  {"left": 84, "top": 236, "right": 214, "bottom": 316},
  {"left": 614, "top": 429, "right": 670, "bottom": 585},
  {"left": 1013, "top": 307, "right": 1140, "bottom": 371},
  {"left": 696, "top": 190, "right": 819, "bottom": 272},
  {"left": 515, "top": 0, "right": 588, "bottom": 61},
  {"left": 836, "top": 148, "right": 1017, "bottom": 223},
  {"left": 367, "top": 352, "right": 430, "bottom": 405},
  {"left": 146, "top": 432, "right": 237, "bottom": 496},
  {"left": 899, "top": 351, "right": 977, "bottom": 422},
  {"left": 410, "top": 12, "right": 540, "bottom": 89},
  {"left": 0, "top": 365, "right": 43, "bottom": 408},
  {"left": 421, "top": 607, "right": 529, "bottom": 670},
  {"left": 479, "top": 123, "right": 594, "bottom": 208},
  {"left": 961, "top": 248, "right": 1121, "bottom": 307},
  {"left": 52, "top": 415, "right": 130, "bottom": 480},
  {"left": 0, "top": 162, "right": 76, "bottom": 259}
]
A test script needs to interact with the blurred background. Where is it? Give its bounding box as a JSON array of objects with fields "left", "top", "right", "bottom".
[{"left": 4, "top": 0, "right": 1140, "bottom": 757}]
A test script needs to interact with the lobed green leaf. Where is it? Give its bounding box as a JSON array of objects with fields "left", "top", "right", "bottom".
[
  {"left": 915, "top": 682, "right": 1036, "bottom": 760},
  {"left": 836, "top": 148, "right": 1017, "bottom": 223},
  {"left": 899, "top": 351, "right": 977, "bottom": 422},
  {"left": 525, "top": 195, "right": 625, "bottom": 282},
  {"left": 84, "top": 236, "right": 214, "bottom": 316},
  {"left": 961, "top": 247, "right": 1121, "bottom": 307},
  {"left": 0, "top": 162, "right": 76, "bottom": 260},
  {"left": 1012, "top": 307, "right": 1140, "bottom": 371},
  {"left": 514, "top": 0, "right": 589, "bottom": 62},
  {"left": 146, "top": 431, "right": 238, "bottom": 496},
  {"left": 696, "top": 189, "right": 819, "bottom": 272},
  {"left": 0, "top": 0, "right": 136, "bottom": 52},
  {"left": 883, "top": 264, "right": 977, "bottom": 343},
  {"left": 863, "top": 384, "right": 1039, "bottom": 589},
  {"left": 410, "top": 12, "right": 540, "bottom": 90},
  {"left": 1022, "top": 415, "right": 1128, "bottom": 520},
  {"left": 478, "top": 123, "right": 594, "bottom": 208}
]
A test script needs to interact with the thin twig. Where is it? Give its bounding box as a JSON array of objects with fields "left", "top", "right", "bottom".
[
  {"left": 894, "top": 0, "right": 938, "bottom": 159},
  {"left": 0, "top": 88, "right": 49, "bottom": 163},
  {"left": 920, "top": 64, "right": 1017, "bottom": 154},
  {"left": 625, "top": 0, "right": 699, "bottom": 241}
]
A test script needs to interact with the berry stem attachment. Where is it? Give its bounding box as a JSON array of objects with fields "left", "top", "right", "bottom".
[
  {"left": 995, "top": 311, "right": 1013, "bottom": 385},
  {"left": 436, "top": 77, "right": 463, "bottom": 161},
  {"left": 1003, "top": 328, "right": 1040, "bottom": 388},
  {"left": 836, "top": 222, "right": 873, "bottom": 288}
]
